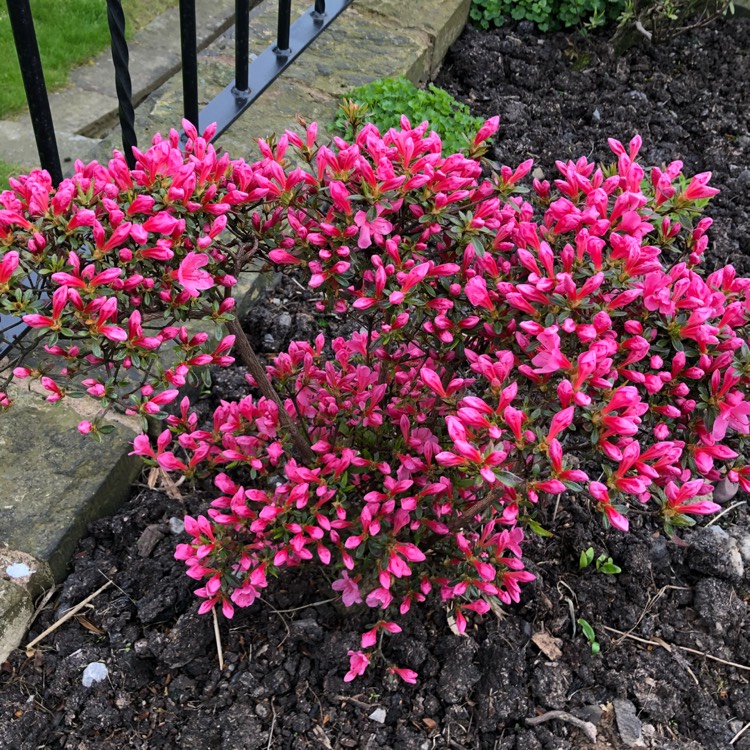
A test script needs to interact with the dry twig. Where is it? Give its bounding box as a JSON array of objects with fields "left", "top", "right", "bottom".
[
  {"left": 731, "top": 720, "right": 750, "bottom": 745},
  {"left": 212, "top": 608, "right": 225, "bottom": 670},
  {"left": 25, "top": 581, "right": 113, "bottom": 655},
  {"left": 525, "top": 710, "right": 597, "bottom": 742},
  {"left": 603, "top": 626, "right": 750, "bottom": 672}
]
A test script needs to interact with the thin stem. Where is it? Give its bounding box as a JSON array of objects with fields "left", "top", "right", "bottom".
[{"left": 226, "top": 316, "right": 314, "bottom": 464}]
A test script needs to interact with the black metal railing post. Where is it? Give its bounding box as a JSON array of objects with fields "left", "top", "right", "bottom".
[
  {"left": 106, "top": 0, "right": 137, "bottom": 168},
  {"left": 6, "top": 0, "right": 63, "bottom": 184},
  {"left": 235, "top": 0, "right": 250, "bottom": 92},
  {"left": 312, "top": 0, "right": 326, "bottom": 20},
  {"left": 179, "top": 0, "right": 200, "bottom": 127},
  {"left": 276, "top": 0, "right": 292, "bottom": 57}
]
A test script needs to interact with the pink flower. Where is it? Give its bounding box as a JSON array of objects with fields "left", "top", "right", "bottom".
[
  {"left": 77, "top": 420, "right": 93, "bottom": 435},
  {"left": 464, "top": 277, "right": 494, "bottom": 310},
  {"left": 664, "top": 479, "right": 720, "bottom": 516},
  {"left": 344, "top": 650, "right": 370, "bottom": 682},
  {"left": 0, "top": 251, "right": 19, "bottom": 285},
  {"left": 681, "top": 172, "right": 720, "bottom": 202},
  {"left": 473, "top": 116, "right": 500, "bottom": 146},
  {"left": 354, "top": 209, "right": 393, "bottom": 249},
  {"left": 388, "top": 665, "right": 418, "bottom": 684},
  {"left": 177, "top": 252, "right": 214, "bottom": 297},
  {"left": 332, "top": 571, "right": 363, "bottom": 607}
]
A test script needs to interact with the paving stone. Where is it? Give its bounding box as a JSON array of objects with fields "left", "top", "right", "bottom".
[
  {"left": 0, "top": 385, "right": 140, "bottom": 582},
  {"left": 70, "top": 0, "right": 239, "bottom": 105},
  {"left": 356, "top": 0, "right": 471, "bottom": 75}
]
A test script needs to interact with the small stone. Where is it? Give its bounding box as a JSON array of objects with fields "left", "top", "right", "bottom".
[
  {"left": 136, "top": 525, "right": 164, "bottom": 558},
  {"left": 592, "top": 108, "right": 601, "bottom": 122},
  {"left": 687, "top": 525, "right": 744, "bottom": 581},
  {"left": 713, "top": 478, "right": 739, "bottom": 504},
  {"left": 532, "top": 167, "right": 545, "bottom": 181},
  {"left": 628, "top": 89, "right": 649, "bottom": 103},
  {"left": 5, "top": 563, "right": 32, "bottom": 580},
  {"left": 613, "top": 698, "right": 645, "bottom": 747},
  {"left": 82, "top": 662, "right": 109, "bottom": 687},
  {"left": 368, "top": 708, "right": 386, "bottom": 723},
  {"left": 168, "top": 517, "right": 185, "bottom": 535},
  {"left": 576, "top": 705, "right": 604, "bottom": 725},
  {"left": 278, "top": 312, "right": 292, "bottom": 329},
  {"left": 737, "top": 170, "right": 750, "bottom": 187},
  {"left": 262, "top": 333, "right": 276, "bottom": 349}
]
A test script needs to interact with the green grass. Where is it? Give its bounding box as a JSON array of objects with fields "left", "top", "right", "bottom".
[
  {"left": 0, "top": 0, "right": 176, "bottom": 119},
  {"left": 0, "top": 159, "right": 22, "bottom": 190}
]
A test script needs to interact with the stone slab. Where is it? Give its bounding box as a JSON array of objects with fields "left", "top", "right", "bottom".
[
  {"left": 355, "top": 0, "right": 471, "bottom": 75},
  {"left": 0, "top": 580, "right": 32, "bottom": 664},
  {"left": 0, "top": 386, "right": 140, "bottom": 582},
  {"left": 275, "top": 7, "right": 432, "bottom": 95}
]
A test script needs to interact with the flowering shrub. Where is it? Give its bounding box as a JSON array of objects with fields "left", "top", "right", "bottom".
[{"left": 2, "top": 114, "right": 749, "bottom": 683}]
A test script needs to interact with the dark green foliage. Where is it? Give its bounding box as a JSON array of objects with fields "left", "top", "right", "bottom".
[
  {"left": 335, "top": 77, "right": 484, "bottom": 156},
  {"left": 469, "top": 0, "right": 624, "bottom": 31}
]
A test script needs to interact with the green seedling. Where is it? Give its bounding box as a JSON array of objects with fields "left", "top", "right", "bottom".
[
  {"left": 579, "top": 547, "right": 621, "bottom": 575},
  {"left": 577, "top": 617, "right": 600, "bottom": 654}
]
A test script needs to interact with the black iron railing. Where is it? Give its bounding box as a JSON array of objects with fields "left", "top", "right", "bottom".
[{"left": 1, "top": 0, "right": 351, "bottom": 357}]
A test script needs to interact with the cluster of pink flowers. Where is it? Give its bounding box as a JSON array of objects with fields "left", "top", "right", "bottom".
[{"left": 2, "top": 114, "right": 749, "bottom": 683}]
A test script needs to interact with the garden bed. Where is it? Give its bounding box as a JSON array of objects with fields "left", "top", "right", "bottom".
[{"left": 2, "top": 16, "right": 750, "bottom": 750}]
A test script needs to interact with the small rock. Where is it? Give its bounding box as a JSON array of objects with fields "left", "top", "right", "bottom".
[
  {"left": 368, "top": 708, "right": 386, "bottom": 724},
  {"left": 169, "top": 517, "right": 185, "bottom": 535},
  {"left": 576, "top": 705, "right": 604, "bottom": 725},
  {"left": 592, "top": 108, "right": 601, "bottom": 122},
  {"left": 5, "top": 563, "right": 31, "bottom": 580},
  {"left": 613, "top": 698, "right": 645, "bottom": 747},
  {"left": 627, "top": 89, "right": 649, "bottom": 103},
  {"left": 262, "top": 333, "right": 276, "bottom": 349},
  {"left": 737, "top": 169, "right": 750, "bottom": 187},
  {"left": 713, "top": 478, "right": 739, "bottom": 504},
  {"left": 531, "top": 167, "right": 545, "bottom": 181},
  {"left": 136, "top": 525, "right": 164, "bottom": 558},
  {"left": 738, "top": 535, "right": 750, "bottom": 566},
  {"left": 82, "top": 662, "right": 109, "bottom": 687},
  {"left": 278, "top": 312, "right": 292, "bottom": 329},
  {"left": 687, "top": 526, "right": 744, "bottom": 581}
]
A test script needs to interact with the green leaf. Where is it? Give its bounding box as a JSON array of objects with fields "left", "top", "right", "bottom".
[{"left": 526, "top": 519, "right": 554, "bottom": 538}]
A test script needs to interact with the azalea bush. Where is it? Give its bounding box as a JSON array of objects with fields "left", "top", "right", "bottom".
[{"left": 1, "top": 115, "right": 749, "bottom": 684}]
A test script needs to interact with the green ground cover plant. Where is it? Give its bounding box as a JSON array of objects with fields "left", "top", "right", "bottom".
[
  {"left": 335, "top": 77, "right": 485, "bottom": 156},
  {"left": 470, "top": 0, "right": 624, "bottom": 31},
  {"left": 0, "top": 0, "right": 176, "bottom": 118}
]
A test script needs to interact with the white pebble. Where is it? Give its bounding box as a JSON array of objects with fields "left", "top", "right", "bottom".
[
  {"left": 5, "top": 563, "right": 31, "bottom": 579},
  {"left": 168, "top": 517, "right": 185, "bottom": 535},
  {"left": 369, "top": 708, "right": 386, "bottom": 724},
  {"left": 82, "top": 662, "right": 108, "bottom": 687}
]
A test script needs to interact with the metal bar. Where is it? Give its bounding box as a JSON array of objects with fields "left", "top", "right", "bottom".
[
  {"left": 276, "top": 0, "right": 292, "bottom": 55},
  {"left": 197, "top": 0, "right": 352, "bottom": 142},
  {"left": 5, "top": 0, "right": 62, "bottom": 184},
  {"left": 179, "top": 0, "right": 200, "bottom": 127},
  {"left": 106, "top": 0, "right": 137, "bottom": 168},
  {"left": 235, "top": 0, "right": 250, "bottom": 91},
  {"left": 313, "top": 0, "right": 326, "bottom": 17}
]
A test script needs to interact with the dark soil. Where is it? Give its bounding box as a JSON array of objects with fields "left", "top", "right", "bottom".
[{"left": 3, "top": 17, "right": 750, "bottom": 750}]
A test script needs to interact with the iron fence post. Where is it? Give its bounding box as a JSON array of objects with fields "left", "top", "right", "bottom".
[{"left": 5, "top": 0, "right": 63, "bottom": 184}]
